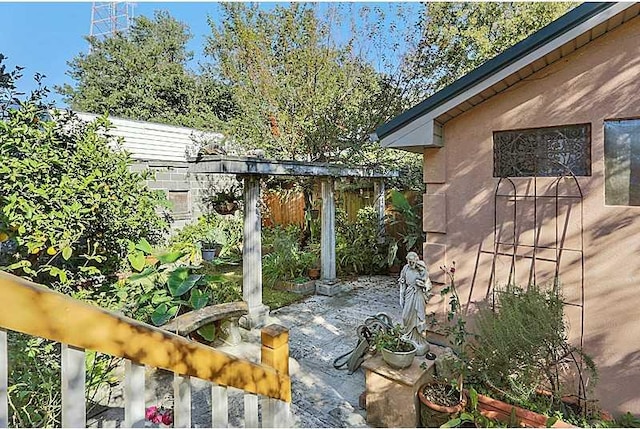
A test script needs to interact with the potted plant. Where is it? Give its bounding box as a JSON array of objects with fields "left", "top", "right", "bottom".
[
  {"left": 466, "top": 284, "right": 598, "bottom": 426},
  {"left": 201, "top": 229, "right": 226, "bottom": 261},
  {"left": 419, "top": 262, "right": 469, "bottom": 427},
  {"left": 373, "top": 324, "right": 417, "bottom": 370}
]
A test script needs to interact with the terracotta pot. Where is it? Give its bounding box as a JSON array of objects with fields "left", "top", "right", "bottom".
[
  {"left": 419, "top": 383, "right": 466, "bottom": 428},
  {"left": 471, "top": 391, "right": 551, "bottom": 427},
  {"left": 308, "top": 267, "right": 320, "bottom": 279}
]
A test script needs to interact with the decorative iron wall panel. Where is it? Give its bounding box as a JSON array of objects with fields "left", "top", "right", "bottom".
[{"left": 493, "top": 124, "right": 591, "bottom": 177}]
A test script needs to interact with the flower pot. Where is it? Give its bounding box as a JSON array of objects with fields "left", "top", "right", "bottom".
[
  {"left": 381, "top": 346, "right": 416, "bottom": 369},
  {"left": 202, "top": 244, "right": 222, "bottom": 261},
  {"left": 418, "top": 383, "right": 466, "bottom": 428},
  {"left": 308, "top": 267, "right": 320, "bottom": 280},
  {"left": 472, "top": 391, "right": 551, "bottom": 427}
]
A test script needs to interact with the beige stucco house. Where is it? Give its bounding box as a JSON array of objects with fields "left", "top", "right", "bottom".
[{"left": 377, "top": 2, "right": 640, "bottom": 415}]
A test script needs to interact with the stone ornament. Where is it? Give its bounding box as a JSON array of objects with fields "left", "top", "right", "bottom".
[{"left": 398, "top": 251, "right": 432, "bottom": 356}]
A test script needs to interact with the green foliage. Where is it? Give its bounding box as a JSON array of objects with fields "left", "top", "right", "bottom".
[
  {"left": 616, "top": 412, "right": 640, "bottom": 428},
  {"left": 169, "top": 213, "right": 243, "bottom": 262},
  {"left": 471, "top": 284, "right": 597, "bottom": 407},
  {"left": 262, "top": 226, "right": 316, "bottom": 287},
  {"left": 386, "top": 190, "right": 424, "bottom": 266},
  {"left": 205, "top": 3, "right": 403, "bottom": 167},
  {"left": 408, "top": 2, "right": 575, "bottom": 96},
  {"left": 374, "top": 324, "right": 415, "bottom": 353},
  {"left": 7, "top": 334, "right": 61, "bottom": 427},
  {"left": 443, "top": 387, "right": 506, "bottom": 428},
  {"left": 0, "top": 57, "right": 168, "bottom": 292},
  {"left": 335, "top": 207, "right": 386, "bottom": 275},
  {"left": 115, "top": 239, "right": 232, "bottom": 324},
  {"left": 59, "top": 11, "right": 235, "bottom": 130}
]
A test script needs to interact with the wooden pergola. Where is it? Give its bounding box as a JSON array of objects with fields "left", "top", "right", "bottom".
[{"left": 188, "top": 155, "right": 398, "bottom": 327}]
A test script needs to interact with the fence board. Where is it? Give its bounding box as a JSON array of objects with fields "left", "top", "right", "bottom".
[
  {"left": 174, "top": 374, "right": 192, "bottom": 428},
  {"left": 62, "top": 344, "right": 86, "bottom": 428},
  {"left": 211, "top": 384, "right": 229, "bottom": 427},
  {"left": 244, "top": 393, "right": 259, "bottom": 428},
  {"left": 124, "top": 360, "right": 145, "bottom": 428}
]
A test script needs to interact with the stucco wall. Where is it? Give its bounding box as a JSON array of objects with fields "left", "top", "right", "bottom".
[{"left": 423, "top": 16, "right": 640, "bottom": 414}]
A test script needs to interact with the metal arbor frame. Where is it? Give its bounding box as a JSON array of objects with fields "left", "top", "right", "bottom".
[{"left": 488, "top": 161, "right": 588, "bottom": 405}]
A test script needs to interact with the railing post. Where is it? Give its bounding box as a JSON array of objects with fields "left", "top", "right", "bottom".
[
  {"left": 124, "top": 360, "right": 145, "bottom": 428},
  {"left": 261, "top": 324, "right": 291, "bottom": 428},
  {"left": 174, "top": 374, "right": 192, "bottom": 428},
  {"left": 61, "top": 344, "right": 86, "bottom": 428},
  {"left": 0, "top": 329, "right": 7, "bottom": 428}
]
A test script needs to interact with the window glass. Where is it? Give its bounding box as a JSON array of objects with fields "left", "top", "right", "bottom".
[
  {"left": 604, "top": 119, "right": 640, "bottom": 206},
  {"left": 493, "top": 124, "right": 591, "bottom": 177}
]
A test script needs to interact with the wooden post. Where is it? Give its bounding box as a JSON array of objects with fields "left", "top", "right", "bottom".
[
  {"left": 124, "top": 360, "right": 145, "bottom": 428},
  {"left": 174, "top": 374, "right": 192, "bottom": 428},
  {"left": 261, "top": 324, "right": 291, "bottom": 428},
  {"left": 0, "top": 329, "right": 7, "bottom": 428},
  {"left": 61, "top": 344, "right": 86, "bottom": 428},
  {"left": 320, "top": 178, "right": 336, "bottom": 282}
]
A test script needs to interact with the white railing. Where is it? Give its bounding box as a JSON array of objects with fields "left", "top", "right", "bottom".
[{"left": 0, "top": 271, "right": 291, "bottom": 428}]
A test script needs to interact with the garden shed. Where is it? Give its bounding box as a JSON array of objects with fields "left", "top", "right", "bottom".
[{"left": 376, "top": 2, "right": 640, "bottom": 415}]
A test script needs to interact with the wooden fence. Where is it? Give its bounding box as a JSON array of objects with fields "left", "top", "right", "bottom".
[{"left": 263, "top": 188, "right": 421, "bottom": 227}]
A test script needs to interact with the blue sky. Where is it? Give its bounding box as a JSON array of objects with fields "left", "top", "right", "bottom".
[
  {"left": 0, "top": 2, "right": 421, "bottom": 107},
  {"left": 1, "top": 2, "right": 226, "bottom": 105}
]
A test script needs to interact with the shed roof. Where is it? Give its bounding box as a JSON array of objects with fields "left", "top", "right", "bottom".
[{"left": 376, "top": 2, "right": 640, "bottom": 152}]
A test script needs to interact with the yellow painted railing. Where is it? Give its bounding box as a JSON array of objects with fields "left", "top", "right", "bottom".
[{"left": 0, "top": 271, "right": 291, "bottom": 427}]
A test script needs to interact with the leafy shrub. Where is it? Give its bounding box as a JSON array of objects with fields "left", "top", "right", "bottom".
[
  {"left": 262, "top": 226, "right": 316, "bottom": 286},
  {"left": 115, "top": 239, "right": 234, "bottom": 327},
  {"left": 0, "top": 63, "right": 169, "bottom": 291},
  {"left": 336, "top": 207, "right": 386, "bottom": 275},
  {"left": 169, "top": 212, "right": 243, "bottom": 262},
  {"left": 470, "top": 284, "right": 597, "bottom": 406}
]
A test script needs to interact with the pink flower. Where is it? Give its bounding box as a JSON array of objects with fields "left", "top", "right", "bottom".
[
  {"left": 145, "top": 406, "right": 159, "bottom": 421},
  {"left": 161, "top": 411, "right": 173, "bottom": 426}
]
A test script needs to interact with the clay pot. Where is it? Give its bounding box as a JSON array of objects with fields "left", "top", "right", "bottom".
[
  {"left": 418, "top": 383, "right": 466, "bottom": 428},
  {"left": 308, "top": 267, "right": 320, "bottom": 279}
]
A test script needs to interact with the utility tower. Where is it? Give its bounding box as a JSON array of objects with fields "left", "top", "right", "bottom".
[{"left": 90, "top": 2, "right": 135, "bottom": 39}]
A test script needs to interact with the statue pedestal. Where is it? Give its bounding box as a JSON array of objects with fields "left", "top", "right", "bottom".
[{"left": 362, "top": 354, "right": 436, "bottom": 428}]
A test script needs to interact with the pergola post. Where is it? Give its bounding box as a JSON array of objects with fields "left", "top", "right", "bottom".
[
  {"left": 374, "top": 179, "right": 386, "bottom": 243},
  {"left": 240, "top": 175, "right": 269, "bottom": 328},
  {"left": 316, "top": 178, "right": 341, "bottom": 296}
]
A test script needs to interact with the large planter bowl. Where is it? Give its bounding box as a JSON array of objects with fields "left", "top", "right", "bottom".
[
  {"left": 381, "top": 346, "right": 416, "bottom": 369},
  {"left": 419, "top": 383, "right": 466, "bottom": 428}
]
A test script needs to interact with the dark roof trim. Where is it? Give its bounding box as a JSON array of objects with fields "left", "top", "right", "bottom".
[{"left": 376, "top": 2, "right": 616, "bottom": 140}]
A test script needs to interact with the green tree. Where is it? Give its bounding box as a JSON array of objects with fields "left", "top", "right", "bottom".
[
  {"left": 205, "top": 3, "right": 404, "bottom": 165},
  {"left": 408, "top": 2, "right": 575, "bottom": 96},
  {"left": 59, "top": 11, "right": 235, "bottom": 130}
]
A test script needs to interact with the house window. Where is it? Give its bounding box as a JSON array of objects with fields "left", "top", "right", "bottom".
[
  {"left": 167, "top": 190, "right": 191, "bottom": 219},
  {"left": 604, "top": 119, "right": 640, "bottom": 206},
  {"left": 493, "top": 124, "right": 591, "bottom": 177}
]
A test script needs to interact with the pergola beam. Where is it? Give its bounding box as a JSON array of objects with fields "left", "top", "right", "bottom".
[{"left": 188, "top": 156, "right": 397, "bottom": 178}]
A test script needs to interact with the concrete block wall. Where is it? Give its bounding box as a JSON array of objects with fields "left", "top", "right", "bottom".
[{"left": 130, "top": 161, "right": 237, "bottom": 231}]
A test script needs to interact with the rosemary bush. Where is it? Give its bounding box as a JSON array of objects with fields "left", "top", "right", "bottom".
[{"left": 470, "top": 284, "right": 597, "bottom": 406}]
